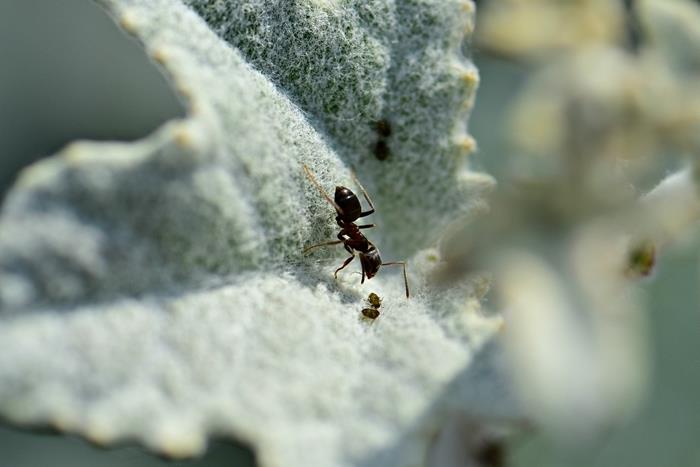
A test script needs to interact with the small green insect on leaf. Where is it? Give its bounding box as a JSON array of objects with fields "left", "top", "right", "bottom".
[{"left": 626, "top": 240, "right": 657, "bottom": 278}]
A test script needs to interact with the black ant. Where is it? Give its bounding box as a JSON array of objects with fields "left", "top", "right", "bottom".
[{"left": 302, "top": 164, "right": 410, "bottom": 298}]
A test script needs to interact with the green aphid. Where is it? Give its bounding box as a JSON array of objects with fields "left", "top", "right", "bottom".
[{"left": 626, "top": 241, "right": 656, "bottom": 278}]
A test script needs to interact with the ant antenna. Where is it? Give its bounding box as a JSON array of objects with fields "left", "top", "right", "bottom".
[
  {"left": 381, "top": 261, "right": 409, "bottom": 298},
  {"left": 350, "top": 168, "right": 375, "bottom": 211},
  {"left": 302, "top": 164, "right": 343, "bottom": 214}
]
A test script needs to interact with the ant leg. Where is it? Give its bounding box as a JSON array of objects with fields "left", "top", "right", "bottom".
[
  {"left": 381, "top": 261, "right": 410, "bottom": 298},
  {"left": 357, "top": 224, "right": 375, "bottom": 229},
  {"left": 336, "top": 230, "right": 354, "bottom": 254},
  {"left": 303, "top": 240, "right": 343, "bottom": 255},
  {"left": 303, "top": 164, "right": 343, "bottom": 214},
  {"left": 334, "top": 255, "right": 355, "bottom": 279},
  {"left": 350, "top": 168, "right": 376, "bottom": 218},
  {"left": 361, "top": 262, "right": 366, "bottom": 284}
]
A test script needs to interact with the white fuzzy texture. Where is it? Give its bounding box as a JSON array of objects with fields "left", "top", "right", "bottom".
[
  {"left": 0, "top": 271, "right": 506, "bottom": 466},
  {"left": 0, "top": 1, "right": 513, "bottom": 466}
]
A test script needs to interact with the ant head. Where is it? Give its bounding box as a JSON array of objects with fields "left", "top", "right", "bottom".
[
  {"left": 360, "top": 248, "right": 382, "bottom": 279},
  {"left": 334, "top": 186, "right": 361, "bottom": 220}
]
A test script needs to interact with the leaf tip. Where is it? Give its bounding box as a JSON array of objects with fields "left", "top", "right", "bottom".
[{"left": 118, "top": 8, "right": 141, "bottom": 35}]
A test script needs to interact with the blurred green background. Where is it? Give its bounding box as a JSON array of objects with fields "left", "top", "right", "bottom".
[
  {"left": 0, "top": 0, "right": 184, "bottom": 199},
  {"left": 1, "top": 1, "right": 699, "bottom": 466}
]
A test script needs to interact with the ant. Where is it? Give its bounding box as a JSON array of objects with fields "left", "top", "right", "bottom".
[{"left": 302, "top": 164, "right": 410, "bottom": 298}]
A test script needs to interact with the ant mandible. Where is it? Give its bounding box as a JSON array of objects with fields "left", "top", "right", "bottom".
[{"left": 302, "top": 164, "right": 410, "bottom": 298}]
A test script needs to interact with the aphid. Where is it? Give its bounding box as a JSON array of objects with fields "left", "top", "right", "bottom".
[
  {"left": 302, "top": 164, "right": 410, "bottom": 298},
  {"left": 374, "top": 119, "right": 392, "bottom": 138},
  {"left": 361, "top": 307, "right": 380, "bottom": 320},
  {"left": 361, "top": 292, "right": 382, "bottom": 320},
  {"left": 367, "top": 292, "right": 382, "bottom": 309},
  {"left": 373, "top": 140, "right": 390, "bottom": 161},
  {"left": 372, "top": 119, "right": 392, "bottom": 161},
  {"left": 625, "top": 240, "right": 656, "bottom": 278}
]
